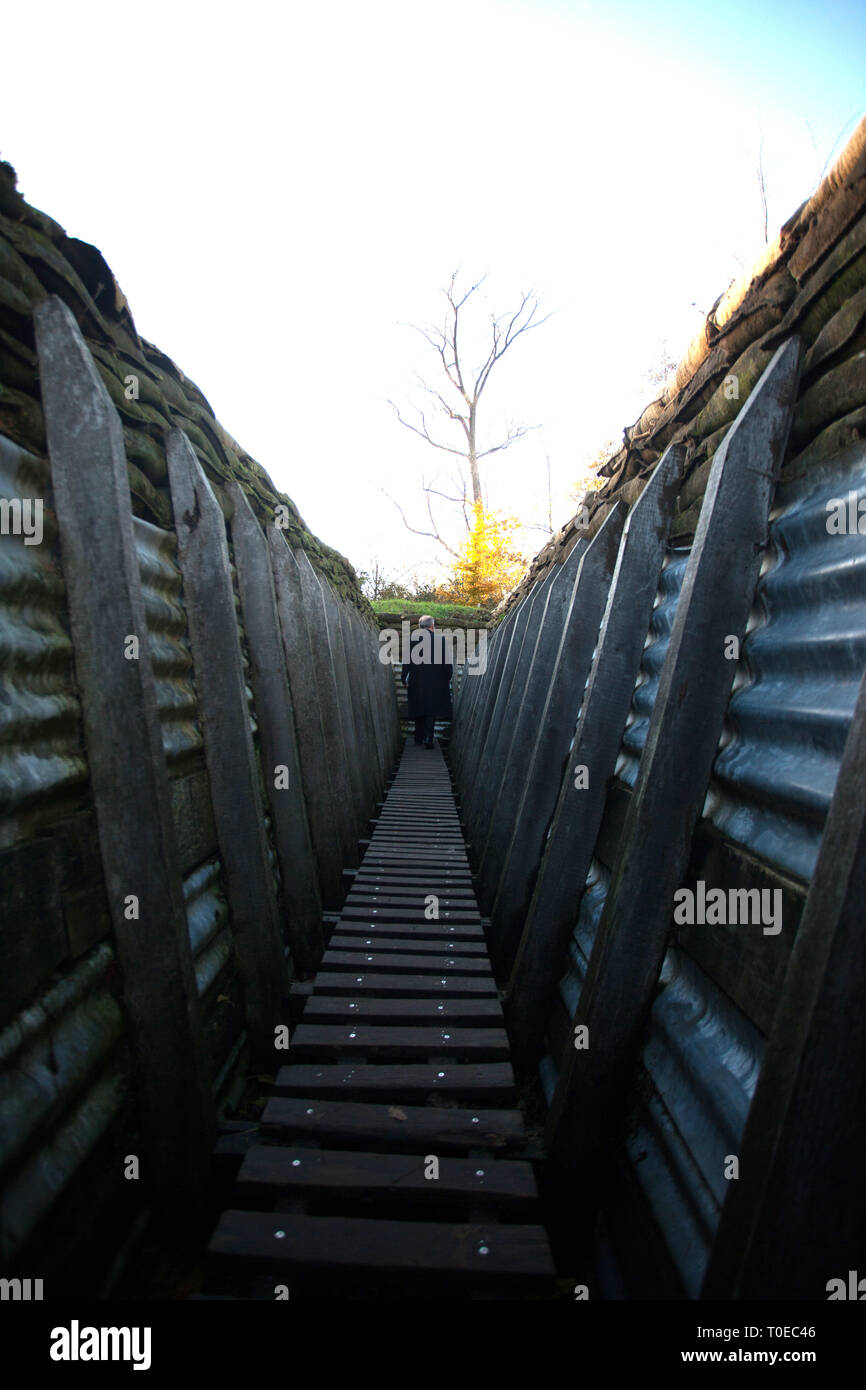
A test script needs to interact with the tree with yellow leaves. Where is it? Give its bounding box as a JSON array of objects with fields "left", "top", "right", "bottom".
[{"left": 447, "top": 503, "right": 526, "bottom": 608}]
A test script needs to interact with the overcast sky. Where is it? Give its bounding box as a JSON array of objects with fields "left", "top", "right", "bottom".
[{"left": 3, "top": 0, "right": 866, "bottom": 587}]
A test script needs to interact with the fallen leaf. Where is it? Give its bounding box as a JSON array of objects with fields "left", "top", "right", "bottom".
[{"left": 388, "top": 1106, "right": 407, "bottom": 1121}]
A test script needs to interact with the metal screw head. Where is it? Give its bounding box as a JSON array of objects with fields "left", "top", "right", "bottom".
[
  {"left": 478, "top": 1244, "right": 489, "bottom": 1256},
  {"left": 437, "top": 1071, "right": 445, "bottom": 1078},
  {"left": 442, "top": 1033, "right": 451, "bottom": 1040},
  {"left": 349, "top": 1031, "right": 356, "bottom": 1038},
  {"left": 356, "top": 977, "right": 363, "bottom": 983},
  {"left": 292, "top": 1159, "right": 301, "bottom": 1168},
  {"left": 440, "top": 978, "right": 447, "bottom": 985},
  {"left": 366, "top": 956, "right": 373, "bottom": 962},
  {"left": 471, "top": 1116, "right": 479, "bottom": 1124},
  {"left": 437, "top": 1003, "right": 444, "bottom": 1011},
  {"left": 306, "top": 1107, "right": 314, "bottom": 1115},
  {"left": 475, "top": 1169, "right": 485, "bottom": 1177},
  {"left": 274, "top": 1230, "right": 286, "bottom": 1239},
  {"left": 349, "top": 1002, "right": 358, "bottom": 1009}
]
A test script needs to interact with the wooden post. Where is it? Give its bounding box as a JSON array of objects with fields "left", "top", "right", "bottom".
[
  {"left": 701, "top": 656, "right": 866, "bottom": 1298},
  {"left": 268, "top": 535, "right": 345, "bottom": 908},
  {"left": 454, "top": 602, "right": 516, "bottom": 786},
  {"left": 486, "top": 505, "right": 626, "bottom": 973},
  {"left": 324, "top": 583, "right": 367, "bottom": 832},
  {"left": 34, "top": 297, "right": 213, "bottom": 1231},
  {"left": 293, "top": 550, "right": 359, "bottom": 866},
  {"left": 544, "top": 338, "right": 802, "bottom": 1235},
  {"left": 477, "top": 529, "right": 592, "bottom": 895},
  {"left": 452, "top": 611, "right": 501, "bottom": 778},
  {"left": 465, "top": 575, "right": 556, "bottom": 842},
  {"left": 227, "top": 481, "right": 323, "bottom": 975},
  {"left": 507, "top": 447, "right": 681, "bottom": 1059},
  {"left": 166, "top": 430, "right": 289, "bottom": 1061}
]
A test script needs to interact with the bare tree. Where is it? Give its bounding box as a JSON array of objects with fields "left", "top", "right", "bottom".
[{"left": 385, "top": 271, "right": 551, "bottom": 554}]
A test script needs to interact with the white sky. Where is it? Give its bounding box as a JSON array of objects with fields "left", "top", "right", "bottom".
[{"left": 3, "top": 0, "right": 866, "bottom": 588}]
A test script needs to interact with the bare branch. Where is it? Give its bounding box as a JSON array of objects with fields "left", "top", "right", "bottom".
[
  {"left": 474, "top": 292, "right": 554, "bottom": 399},
  {"left": 381, "top": 488, "right": 460, "bottom": 558},
  {"left": 476, "top": 422, "right": 540, "bottom": 459},
  {"left": 386, "top": 399, "right": 467, "bottom": 457}
]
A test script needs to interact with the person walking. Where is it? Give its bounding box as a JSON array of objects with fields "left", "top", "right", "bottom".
[{"left": 401, "top": 614, "right": 453, "bottom": 747}]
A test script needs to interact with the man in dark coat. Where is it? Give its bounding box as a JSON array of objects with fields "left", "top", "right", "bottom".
[{"left": 402, "top": 615, "right": 453, "bottom": 747}]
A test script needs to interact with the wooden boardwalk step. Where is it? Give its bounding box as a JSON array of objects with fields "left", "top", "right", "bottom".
[
  {"left": 290, "top": 1023, "right": 510, "bottom": 1057},
  {"left": 321, "top": 950, "right": 493, "bottom": 974},
  {"left": 312, "top": 971, "right": 498, "bottom": 996},
  {"left": 327, "top": 935, "right": 487, "bottom": 956},
  {"left": 300, "top": 995, "right": 504, "bottom": 1024},
  {"left": 209, "top": 1210, "right": 555, "bottom": 1291},
  {"left": 271, "top": 1061, "right": 515, "bottom": 1101},
  {"left": 203, "top": 737, "right": 554, "bottom": 1300},
  {"left": 261, "top": 1097, "right": 526, "bottom": 1150},
  {"left": 235, "top": 1146, "right": 540, "bottom": 1210},
  {"left": 332, "top": 920, "right": 485, "bottom": 940}
]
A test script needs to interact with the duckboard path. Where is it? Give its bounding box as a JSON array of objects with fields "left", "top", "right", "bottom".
[{"left": 205, "top": 737, "right": 556, "bottom": 1299}]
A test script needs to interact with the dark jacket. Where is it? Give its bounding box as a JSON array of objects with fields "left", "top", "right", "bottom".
[{"left": 402, "top": 628, "right": 453, "bottom": 720}]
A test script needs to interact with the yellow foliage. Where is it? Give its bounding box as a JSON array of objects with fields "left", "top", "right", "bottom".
[{"left": 445, "top": 504, "right": 526, "bottom": 608}]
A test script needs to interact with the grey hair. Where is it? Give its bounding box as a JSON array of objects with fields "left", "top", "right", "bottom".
[{"left": 419, "top": 614, "right": 435, "bottom": 628}]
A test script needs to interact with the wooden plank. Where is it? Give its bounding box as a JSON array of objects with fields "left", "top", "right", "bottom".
[
  {"left": 465, "top": 567, "right": 564, "bottom": 844},
  {"left": 507, "top": 446, "right": 681, "bottom": 1059},
  {"left": 209, "top": 1210, "right": 554, "bottom": 1285},
  {"left": 300, "top": 995, "right": 504, "bottom": 1024},
  {"left": 328, "top": 935, "right": 487, "bottom": 955},
  {"left": 333, "top": 920, "right": 485, "bottom": 941},
  {"left": 268, "top": 535, "right": 344, "bottom": 907},
  {"left": 312, "top": 971, "right": 497, "bottom": 997},
  {"left": 290, "top": 1023, "right": 509, "bottom": 1057},
  {"left": 166, "top": 428, "right": 289, "bottom": 1059},
  {"left": 292, "top": 550, "right": 359, "bottom": 865},
  {"left": 321, "top": 950, "right": 492, "bottom": 974},
  {"left": 227, "top": 480, "right": 323, "bottom": 973},
  {"left": 484, "top": 504, "right": 625, "bottom": 964},
  {"left": 544, "top": 338, "right": 802, "bottom": 1222},
  {"left": 271, "top": 1061, "right": 515, "bottom": 1100},
  {"left": 261, "top": 1097, "right": 526, "bottom": 1150},
  {"left": 236, "top": 1146, "right": 539, "bottom": 1208},
  {"left": 34, "top": 297, "right": 213, "bottom": 1229},
  {"left": 340, "top": 904, "right": 480, "bottom": 920}
]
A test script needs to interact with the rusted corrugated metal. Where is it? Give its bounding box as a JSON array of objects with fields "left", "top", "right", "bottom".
[{"left": 0, "top": 434, "right": 87, "bottom": 849}]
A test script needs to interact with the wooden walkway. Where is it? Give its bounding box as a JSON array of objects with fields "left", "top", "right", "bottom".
[{"left": 206, "top": 738, "right": 556, "bottom": 1299}]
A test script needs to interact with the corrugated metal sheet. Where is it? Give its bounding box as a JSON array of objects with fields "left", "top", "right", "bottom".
[
  {"left": 185, "top": 856, "right": 231, "bottom": 998},
  {"left": 132, "top": 517, "right": 203, "bottom": 770},
  {"left": 0, "top": 855, "right": 238, "bottom": 1263},
  {"left": 703, "top": 444, "right": 866, "bottom": 882},
  {"left": 0, "top": 434, "right": 87, "bottom": 848},
  {"left": 624, "top": 946, "right": 764, "bottom": 1296},
  {"left": 615, "top": 547, "right": 691, "bottom": 789},
  {"left": 559, "top": 856, "right": 611, "bottom": 1020},
  {"left": 0, "top": 941, "right": 126, "bottom": 1260}
]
